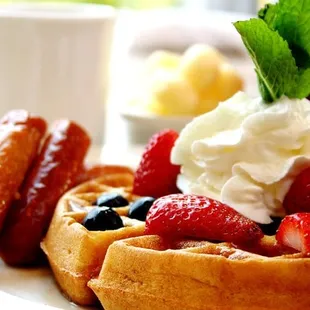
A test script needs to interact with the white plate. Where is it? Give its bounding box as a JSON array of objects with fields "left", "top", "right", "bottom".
[
  {"left": 0, "top": 291, "right": 59, "bottom": 310},
  {"left": 120, "top": 111, "right": 193, "bottom": 144},
  {"left": 0, "top": 259, "right": 93, "bottom": 309}
]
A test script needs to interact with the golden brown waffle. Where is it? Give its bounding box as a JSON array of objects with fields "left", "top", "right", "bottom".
[
  {"left": 41, "top": 173, "right": 145, "bottom": 306},
  {"left": 89, "top": 235, "right": 310, "bottom": 310}
]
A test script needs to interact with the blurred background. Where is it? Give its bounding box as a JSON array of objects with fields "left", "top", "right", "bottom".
[
  {"left": 0, "top": 1, "right": 258, "bottom": 12},
  {"left": 0, "top": 0, "right": 272, "bottom": 165},
  {"left": 101, "top": 0, "right": 260, "bottom": 160}
]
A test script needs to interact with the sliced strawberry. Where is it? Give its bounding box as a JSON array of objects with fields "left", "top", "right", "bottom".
[
  {"left": 283, "top": 167, "right": 310, "bottom": 214},
  {"left": 145, "top": 194, "right": 264, "bottom": 244},
  {"left": 276, "top": 213, "right": 310, "bottom": 255},
  {"left": 133, "top": 129, "right": 180, "bottom": 198}
]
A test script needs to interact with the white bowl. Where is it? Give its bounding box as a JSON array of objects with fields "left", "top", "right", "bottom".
[{"left": 120, "top": 110, "right": 193, "bottom": 145}]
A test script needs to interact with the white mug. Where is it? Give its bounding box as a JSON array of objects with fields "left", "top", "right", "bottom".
[{"left": 0, "top": 2, "right": 116, "bottom": 144}]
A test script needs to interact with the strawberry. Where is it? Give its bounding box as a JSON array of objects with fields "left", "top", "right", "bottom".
[
  {"left": 283, "top": 167, "right": 310, "bottom": 214},
  {"left": 276, "top": 213, "right": 310, "bottom": 255},
  {"left": 145, "top": 194, "right": 264, "bottom": 244},
  {"left": 133, "top": 129, "right": 180, "bottom": 198}
]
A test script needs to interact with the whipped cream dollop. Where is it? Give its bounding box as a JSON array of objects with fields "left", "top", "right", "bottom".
[{"left": 171, "top": 92, "right": 310, "bottom": 224}]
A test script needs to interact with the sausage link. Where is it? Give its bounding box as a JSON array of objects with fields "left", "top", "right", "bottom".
[
  {"left": 0, "top": 110, "right": 47, "bottom": 231},
  {"left": 0, "top": 120, "right": 90, "bottom": 265},
  {"left": 75, "top": 164, "right": 134, "bottom": 185}
]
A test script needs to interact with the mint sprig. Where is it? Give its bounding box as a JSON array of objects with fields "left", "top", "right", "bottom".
[
  {"left": 235, "top": 0, "right": 310, "bottom": 103},
  {"left": 294, "top": 68, "right": 310, "bottom": 98},
  {"left": 258, "top": 3, "right": 278, "bottom": 28},
  {"left": 235, "top": 18, "right": 298, "bottom": 102},
  {"left": 275, "top": 0, "right": 310, "bottom": 64}
]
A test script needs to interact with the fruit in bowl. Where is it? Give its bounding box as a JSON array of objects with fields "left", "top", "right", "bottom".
[
  {"left": 122, "top": 44, "right": 244, "bottom": 144},
  {"left": 126, "top": 44, "right": 244, "bottom": 118}
]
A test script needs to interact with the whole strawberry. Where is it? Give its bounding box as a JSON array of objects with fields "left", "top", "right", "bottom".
[
  {"left": 283, "top": 167, "right": 310, "bottom": 214},
  {"left": 133, "top": 129, "right": 180, "bottom": 198},
  {"left": 276, "top": 213, "right": 310, "bottom": 255},
  {"left": 145, "top": 194, "right": 264, "bottom": 244}
]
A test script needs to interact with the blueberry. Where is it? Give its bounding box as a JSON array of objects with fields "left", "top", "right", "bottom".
[
  {"left": 94, "top": 193, "right": 129, "bottom": 208},
  {"left": 128, "top": 197, "right": 156, "bottom": 221},
  {"left": 259, "top": 217, "right": 283, "bottom": 236},
  {"left": 82, "top": 207, "right": 124, "bottom": 231}
]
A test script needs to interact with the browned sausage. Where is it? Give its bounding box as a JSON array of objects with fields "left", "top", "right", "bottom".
[
  {"left": 75, "top": 164, "right": 134, "bottom": 185},
  {"left": 0, "top": 120, "right": 90, "bottom": 266},
  {"left": 0, "top": 110, "right": 47, "bottom": 232}
]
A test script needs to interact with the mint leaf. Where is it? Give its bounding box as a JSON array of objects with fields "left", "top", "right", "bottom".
[
  {"left": 274, "top": 0, "right": 310, "bottom": 67},
  {"left": 257, "top": 72, "right": 274, "bottom": 102},
  {"left": 236, "top": 0, "right": 310, "bottom": 101},
  {"left": 234, "top": 19, "right": 298, "bottom": 103},
  {"left": 291, "top": 68, "right": 310, "bottom": 98},
  {"left": 258, "top": 3, "right": 279, "bottom": 28}
]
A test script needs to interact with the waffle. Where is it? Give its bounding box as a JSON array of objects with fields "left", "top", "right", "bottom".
[
  {"left": 89, "top": 235, "right": 310, "bottom": 310},
  {"left": 41, "top": 173, "right": 145, "bottom": 306}
]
